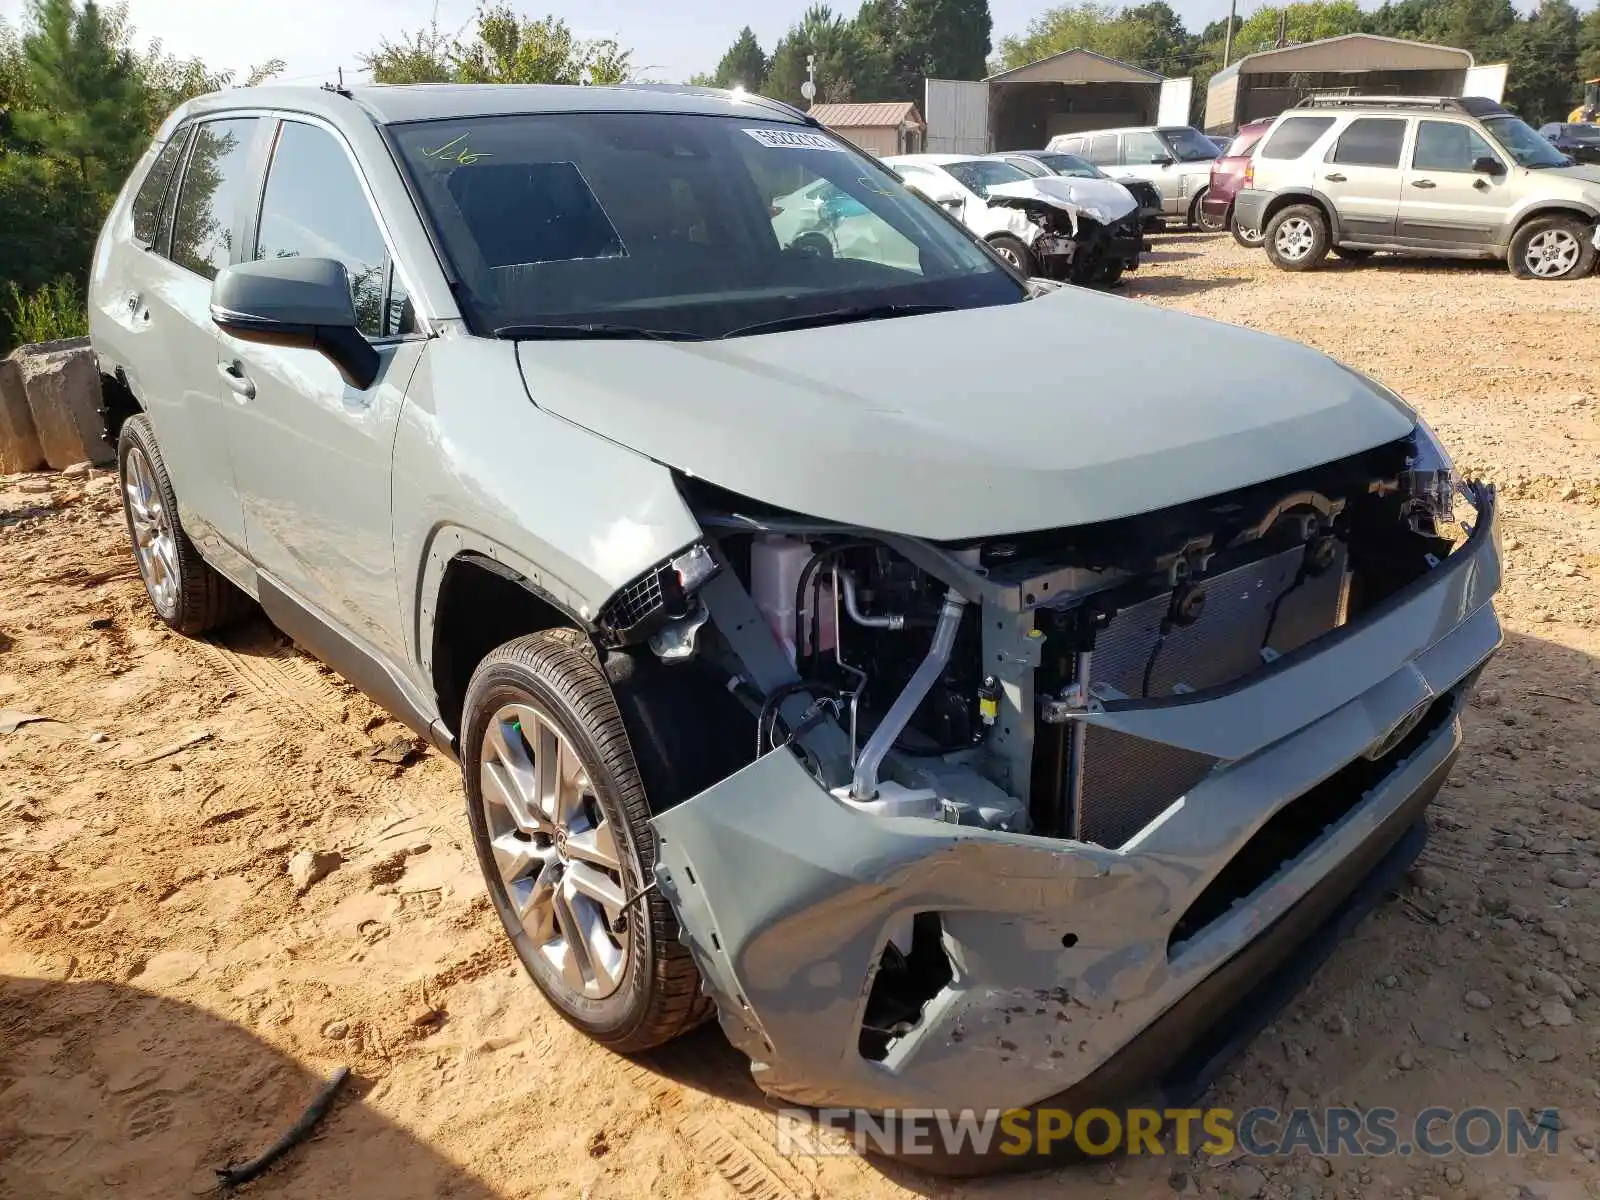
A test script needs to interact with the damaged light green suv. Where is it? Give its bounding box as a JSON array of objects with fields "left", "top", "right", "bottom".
[{"left": 90, "top": 83, "right": 1502, "bottom": 1172}]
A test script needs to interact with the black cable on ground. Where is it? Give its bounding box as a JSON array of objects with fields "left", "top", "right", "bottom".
[{"left": 215, "top": 1065, "right": 352, "bottom": 1189}]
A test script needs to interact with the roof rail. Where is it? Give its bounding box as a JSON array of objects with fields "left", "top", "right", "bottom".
[{"left": 1292, "top": 94, "right": 1467, "bottom": 112}]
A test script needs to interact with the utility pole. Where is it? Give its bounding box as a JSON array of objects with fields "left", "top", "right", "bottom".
[
  {"left": 1222, "top": 0, "right": 1237, "bottom": 68},
  {"left": 801, "top": 53, "right": 817, "bottom": 107},
  {"left": 1276, "top": 8, "right": 1288, "bottom": 48}
]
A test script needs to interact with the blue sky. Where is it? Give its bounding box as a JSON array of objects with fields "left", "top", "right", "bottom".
[{"left": 0, "top": 0, "right": 1247, "bottom": 86}]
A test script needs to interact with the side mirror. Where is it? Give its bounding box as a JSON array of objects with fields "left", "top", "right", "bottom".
[
  {"left": 1473, "top": 156, "right": 1506, "bottom": 176},
  {"left": 938, "top": 195, "right": 965, "bottom": 211},
  {"left": 1151, "top": 155, "right": 1174, "bottom": 166},
  {"left": 211, "top": 257, "right": 379, "bottom": 391}
]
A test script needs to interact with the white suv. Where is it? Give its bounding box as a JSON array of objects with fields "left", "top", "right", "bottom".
[{"left": 1233, "top": 96, "right": 1600, "bottom": 280}]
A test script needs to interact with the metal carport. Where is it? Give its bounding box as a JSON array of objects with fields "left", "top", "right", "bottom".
[
  {"left": 1204, "top": 34, "right": 1505, "bottom": 135},
  {"left": 926, "top": 49, "right": 1194, "bottom": 154}
]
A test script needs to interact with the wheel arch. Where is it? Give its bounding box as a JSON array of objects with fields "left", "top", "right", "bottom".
[
  {"left": 1511, "top": 202, "right": 1600, "bottom": 239},
  {"left": 424, "top": 542, "right": 592, "bottom": 741},
  {"left": 1263, "top": 190, "right": 1340, "bottom": 241}
]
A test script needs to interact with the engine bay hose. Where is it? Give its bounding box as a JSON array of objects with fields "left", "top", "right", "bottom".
[{"left": 850, "top": 588, "right": 968, "bottom": 800}]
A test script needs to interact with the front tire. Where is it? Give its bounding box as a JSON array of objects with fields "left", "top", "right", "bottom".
[
  {"left": 1508, "top": 216, "right": 1595, "bottom": 281},
  {"left": 1264, "top": 204, "right": 1330, "bottom": 271},
  {"left": 117, "top": 415, "right": 250, "bottom": 635},
  {"left": 1187, "top": 187, "right": 1211, "bottom": 230},
  {"left": 461, "top": 631, "right": 711, "bottom": 1053},
  {"left": 988, "top": 234, "right": 1037, "bottom": 276}
]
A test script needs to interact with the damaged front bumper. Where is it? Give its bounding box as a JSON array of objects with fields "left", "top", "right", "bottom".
[{"left": 653, "top": 486, "right": 1501, "bottom": 1172}]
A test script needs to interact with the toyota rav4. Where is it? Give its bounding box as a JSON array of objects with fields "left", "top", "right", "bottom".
[{"left": 90, "top": 82, "right": 1501, "bottom": 1172}]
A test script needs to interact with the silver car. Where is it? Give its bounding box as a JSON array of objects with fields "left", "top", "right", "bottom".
[
  {"left": 90, "top": 83, "right": 1500, "bottom": 1172},
  {"left": 1045, "top": 124, "right": 1220, "bottom": 227}
]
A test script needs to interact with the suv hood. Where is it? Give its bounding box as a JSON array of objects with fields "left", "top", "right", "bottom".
[{"left": 516, "top": 289, "right": 1414, "bottom": 540}]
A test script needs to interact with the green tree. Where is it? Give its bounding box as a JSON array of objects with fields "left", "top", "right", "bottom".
[
  {"left": 996, "top": 3, "right": 1169, "bottom": 71},
  {"left": 767, "top": 5, "right": 892, "bottom": 106},
  {"left": 1576, "top": 3, "right": 1600, "bottom": 85},
  {"left": 13, "top": 0, "right": 147, "bottom": 188},
  {"left": 1420, "top": 0, "right": 1518, "bottom": 61},
  {"left": 899, "top": 0, "right": 993, "bottom": 81},
  {"left": 1229, "top": 2, "right": 1365, "bottom": 59},
  {"left": 711, "top": 25, "right": 769, "bottom": 91},
  {"left": 362, "top": 7, "right": 632, "bottom": 86},
  {"left": 1503, "top": 0, "right": 1580, "bottom": 123}
]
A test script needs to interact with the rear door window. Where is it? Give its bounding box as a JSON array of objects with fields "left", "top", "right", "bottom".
[
  {"left": 169, "top": 117, "right": 262, "bottom": 280},
  {"left": 1086, "top": 134, "right": 1120, "bottom": 166},
  {"left": 254, "top": 120, "right": 399, "bottom": 338},
  {"left": 1329, "top": 118, "right": 1408, "bottom": 168},
  {"left": 132, "top": 130, "right": 190, "bottom": 247},
  {"left": 1259, "top": 117, "right": 1335, "bottom": 159}
]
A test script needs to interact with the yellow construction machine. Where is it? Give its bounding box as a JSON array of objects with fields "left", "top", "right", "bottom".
[{"left": 1570, "top": 78, "right": 1600, "bottom": 124}]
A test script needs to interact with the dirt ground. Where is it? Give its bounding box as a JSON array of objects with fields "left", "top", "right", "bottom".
[{"left": 3, "top": 234, "right": 1600, "bottom": 1200}]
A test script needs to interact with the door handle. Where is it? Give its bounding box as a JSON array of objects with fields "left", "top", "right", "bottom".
[
  {"left": 1324, "top": 173, "right": 1346, "bottom": 182},
  {"left": 218, "top": 361, "right": 256, "bottom": 401},
  {"left": 1411, "top": 179, "right": 1437, "bottom": 189},
  {"left": 1473, "top": 178, "right": 1490, "bottom": 191}
]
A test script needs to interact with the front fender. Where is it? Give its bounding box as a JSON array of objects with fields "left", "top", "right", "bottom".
[{"left": 391, "top": 332, "right": 703, "bottom": 678}]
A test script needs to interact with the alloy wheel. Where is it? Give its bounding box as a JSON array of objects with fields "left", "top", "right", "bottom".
[
  {"left": 1523, "top": 228, "right": 1580, "bottom": 278},
  {"left": 124, "top": 445, "right": 178, "bottom": 615},
  {"left": 994, "top": 244, "right": 1022, "bottom": 268},
  {"left": 478, "top": 702, "right": 629, "bottom": 999},
  {"left": 1274, "top": 217, "right": 1316, "bottom": 261}
]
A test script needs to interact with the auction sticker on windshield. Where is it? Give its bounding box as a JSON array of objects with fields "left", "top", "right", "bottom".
[{"left": 745, "top": 128, "right": 846, "bottom": 152}]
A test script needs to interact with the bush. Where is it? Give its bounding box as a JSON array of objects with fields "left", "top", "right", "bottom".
[
  {"left": 0, "top": 152, "right": 101, "bottom": 352},
  {"left": 4, "top": 276, "right": 87, "bottom": 346}
]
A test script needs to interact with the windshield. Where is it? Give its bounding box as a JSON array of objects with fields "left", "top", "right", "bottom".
[
  {"left": 392, "top": 114, "right": 1022, "bottom": 339},
  {"left": 943, "top": 158, "right": 1032, "bottom": 198},
  {"left": 1034, "top": 152, "right": 1106, "bottom": 179},
  {"left": 1483, "top": 116, "right": 1569, "bottom": 167},
  {"left": 1158, "top": 127, "right": 1220, "bottom": 162}
]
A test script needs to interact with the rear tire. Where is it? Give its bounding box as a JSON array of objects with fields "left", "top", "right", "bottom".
[
  {"left": 1264, "top": 204, "right": 1330, "bottom": 271},
  {"left": 461, "top": 631, "right": 712, "bottom": 1053},
  {"left": 117, "top": 415, "right": 252, "bottom": 635},
  {"left": 1508, "top": 216, "right": 1595, "bottom": 281},
  {"left": 988, "top": 234, "right": 1036, "bottom": 276},
  {"left": 1230, "top": 211, "right": 1265, "bottom": 248}
]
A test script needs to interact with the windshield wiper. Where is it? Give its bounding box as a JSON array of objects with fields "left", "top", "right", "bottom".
[
  {"left": 721, "top": 303, "right": 955, "bottom": 339},
  {"left": 493, "top": 323, "right": 707, "bottom": 341}
]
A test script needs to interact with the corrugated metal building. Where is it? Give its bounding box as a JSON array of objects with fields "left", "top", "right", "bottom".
[
  {"left": 925, "top": 49, "right": 1196, "bottom": 155},
  {"left": 808, "top": 102, "right": 926, "bottom": 157},
  {"left": 1203, "top": 34, "right": 1506, "bottom": 134}
]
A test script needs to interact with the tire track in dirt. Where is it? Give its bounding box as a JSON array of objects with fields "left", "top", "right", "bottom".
[{"left": 199, "top": 623, "right": 350, "bottom": 733}]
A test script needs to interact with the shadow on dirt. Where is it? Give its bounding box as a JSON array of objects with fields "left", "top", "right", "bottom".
[
  {"left": 1128, "top": 274, "right": 1250, "bottom": 300},
  {"left": 0, "top": 975, "right": 500, "bottom": 1199}
]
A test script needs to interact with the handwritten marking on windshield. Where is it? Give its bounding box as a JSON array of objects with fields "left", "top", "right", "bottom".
[{"left": 421, "top": 133, "right": 492, "bottom": 165}]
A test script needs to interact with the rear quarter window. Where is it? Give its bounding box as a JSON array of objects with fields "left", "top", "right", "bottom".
[
  {"left": 131, "top": 131, "right": 189, "bottom": 246},
  {"left": 1259, "top": 117, "right": 1336, "bottom": 160}
]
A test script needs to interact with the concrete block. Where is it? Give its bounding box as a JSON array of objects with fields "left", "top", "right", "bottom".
[
  {"left": 0, "top": 353, "right": 46, "bottom": 474},
  {"left": 12, "top": 337, "right": 113, "bottom": 470}
]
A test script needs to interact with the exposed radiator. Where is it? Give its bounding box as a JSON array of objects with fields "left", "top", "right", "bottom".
[{"left": 1070, "top": 540, "right": 1350, "bottom": 847}]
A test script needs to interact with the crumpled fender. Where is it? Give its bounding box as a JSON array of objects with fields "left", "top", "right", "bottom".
[{"left": 987, "top": 177, "right": 1139, "bottom": 233}]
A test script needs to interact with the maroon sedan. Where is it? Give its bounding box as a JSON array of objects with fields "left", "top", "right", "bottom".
[{"left": 1199, "top": 118, "right": 1274, "bottom": 246}]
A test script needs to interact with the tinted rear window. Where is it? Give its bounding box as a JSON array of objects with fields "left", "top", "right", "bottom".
[
  {"left": 1260, "top": 117, "right": 1335, "bottom": 160},
  {"left": 1223, "top": 126, "right": 1267, "bottom": 157},
  {"left": 1330, "top": 118, "right": 1407, "bottom": 168}
]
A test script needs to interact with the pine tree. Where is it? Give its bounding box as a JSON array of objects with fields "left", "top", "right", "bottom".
[
  {"left": 14, "top": 0, "right": 147, "bottom": 190},
  {"left": 1504, "top": 0, "right": 1580, "bottom": 124},
  {"left": 713, "top": 26, "right": 769, "bottom": 91},
  {"left": 899, "top": 0, "right": 992, "bottom": 82}
]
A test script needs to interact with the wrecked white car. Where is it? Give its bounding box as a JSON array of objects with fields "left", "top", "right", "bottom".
[
  {"left": 886, "top": 153, "right": 1146, "bottom": 286},
  {"left": 90, "top": 84, "right": 1500, "bottom": 1174}
]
